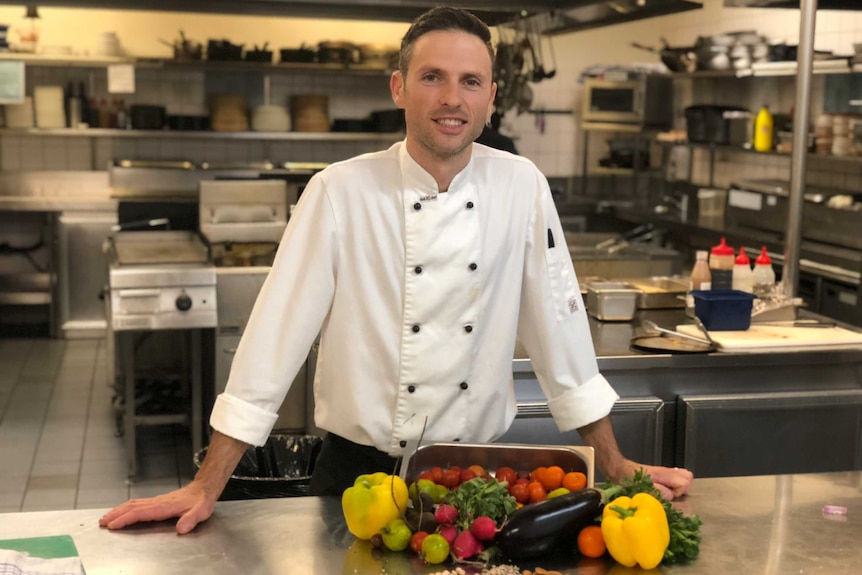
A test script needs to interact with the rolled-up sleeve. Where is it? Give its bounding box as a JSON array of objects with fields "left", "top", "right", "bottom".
[
  {"left": 209, "top": 176, "right": 338, "bottom": 446},
  {"left": 516, "top": 175, "right": 619, "bottom": 432}
]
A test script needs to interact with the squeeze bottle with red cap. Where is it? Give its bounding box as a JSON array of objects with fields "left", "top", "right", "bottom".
[
  {"left": 753, "top": 246, "right": 776, "bottom": 296},
  {"left": 709, "top": 237, "right": 735, "bottom": 290},
  {"left": 732, "top": 246, "right": 754, "bottom": 293}
]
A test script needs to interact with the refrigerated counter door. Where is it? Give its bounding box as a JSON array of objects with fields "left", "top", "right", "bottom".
[{"left": 679, "top": 389, "right": 862, "bottom": 478}]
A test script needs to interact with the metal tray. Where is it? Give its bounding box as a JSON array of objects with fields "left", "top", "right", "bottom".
[
  {"left": 401, "top": 442, "right": 595, "bottom": 488},
  {"left": 587, "top": 281, "right": 640, "bottom": 321},
  {"left": 620, "top": 276, "right": 688, "bottom": 309}
]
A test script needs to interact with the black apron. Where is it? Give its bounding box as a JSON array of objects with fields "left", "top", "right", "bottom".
[{"left": 309, "top": 433, "right": 400, "bottom": 496}]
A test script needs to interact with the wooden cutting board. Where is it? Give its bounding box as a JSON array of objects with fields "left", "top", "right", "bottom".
[{"left": 676, "top": 323, "right": 862, "bottom": 352}]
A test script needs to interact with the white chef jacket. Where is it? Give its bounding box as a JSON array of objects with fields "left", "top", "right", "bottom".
[{"left": 210, "top": 141, "right": 619, "bottom": 456}]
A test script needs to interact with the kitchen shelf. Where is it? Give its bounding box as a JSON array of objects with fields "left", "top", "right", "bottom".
[
  {"left": 0, "top": 128, "right": 404, "bottom": 141},
  {"left": 0, "top": 52, "right": 392, "bottom": 75},
  {"left": 668, "top": 59, "right": 853, "bottom": 79},
  {"left": 657, "top": 140, "right": 862, "bottom": 165},
  {"left": 591, "top": 166, "right": 659, "bottom": 176}
]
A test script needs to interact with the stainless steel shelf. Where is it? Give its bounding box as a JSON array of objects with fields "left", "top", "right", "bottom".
[
  {"left": 657, "top": 140, "right": 862, "bottom": 165},
  {"left": 0, "top": 128, "right": 404, "bottom": 141},
  {"left": 0, "top": 273, "right": 52, "bottom": 306},
  {"left": 0, "top": 52, "right": 393, "bottom": 75}
]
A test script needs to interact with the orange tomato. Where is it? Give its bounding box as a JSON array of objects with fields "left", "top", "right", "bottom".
[
  {"left": 527, "top": 481, "right": 547, "bottom": 504},
  {"left": 541, "top": 465, "right": 565, "bottom": 491},
  {"left": 577, "top": 525, "right": 606, "bottom": 558},
  {"left": 562, "top": 471, "right": 587, "bottom": 492},
  {"left": 530, "top": 466, "right": 547, "bottom": 484}
]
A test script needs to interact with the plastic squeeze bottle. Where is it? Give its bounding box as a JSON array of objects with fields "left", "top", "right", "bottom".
[
  {"left": 732, "top": 246, "right": 754, "bottom": 293},
  {"left": 754, "top": 105, "right": 774, "bottom": 152},
  {"left": 686, "top": 250, "right": 712, "bottom": 317},
  {"left": 753, "top": 245, "right": 776, "bottom": 296},
  {"left": 709, "top": 237, "right": 735, "bottom": 290}
]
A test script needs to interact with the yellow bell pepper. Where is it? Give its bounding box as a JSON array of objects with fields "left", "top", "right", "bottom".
[
  {"left": 341, "top": 472, "right": 408, "bottom": 540},
  {"left": 601, "top": 492, "right": 670, "bottom": 569}
]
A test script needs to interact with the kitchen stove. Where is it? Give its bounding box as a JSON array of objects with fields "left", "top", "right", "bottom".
[
  {"left": 106, "top": 231, "right": 217, "bottom": 331},
  {"left": 104, "top": 230, "right": 215, "bottom": 478}
]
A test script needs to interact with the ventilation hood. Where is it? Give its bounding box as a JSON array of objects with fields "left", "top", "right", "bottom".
[
  {"left": 0, "top": 0, "right": 703, "bottom": 28},
  {"left": 725, "top": 0, "right": 862, "bottom": 8}
]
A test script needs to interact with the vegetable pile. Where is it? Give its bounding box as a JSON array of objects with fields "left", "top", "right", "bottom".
[{"left": 340, "top": 465, "right": 702, "bottom": 569}]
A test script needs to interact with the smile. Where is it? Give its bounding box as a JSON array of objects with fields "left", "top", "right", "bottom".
[{"left": 434, "top": 118, "right": 466, "bottom": 127}]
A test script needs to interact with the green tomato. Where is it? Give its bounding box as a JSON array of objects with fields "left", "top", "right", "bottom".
[
  {"left": 420, "top": 533, "right": 450, "bottom": 565},
  {"left": 409, "top": 479, "right": 437, "bottom": 501},
  {"left": 381, "top": 518, "right": 412, "bottom": 552},
  {"left": 432, "top": 484, "right": 449, "bottom": 504}
]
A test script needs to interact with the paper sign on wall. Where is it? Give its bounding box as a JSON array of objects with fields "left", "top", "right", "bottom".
[
  {"left": 108, "top": 64, "right": 135, "bottom": 94},
  {"left": 0, "top": 61, "right": 25, "bottom": 104}
]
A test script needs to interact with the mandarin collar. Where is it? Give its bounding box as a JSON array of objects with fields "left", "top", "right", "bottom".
[{"left": 399, "top": 141, "right": 475, "bottom": 195}]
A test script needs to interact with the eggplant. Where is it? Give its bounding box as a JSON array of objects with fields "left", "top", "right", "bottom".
[{"left": 495, "top": 488, "right": 602, "bottom": 560}]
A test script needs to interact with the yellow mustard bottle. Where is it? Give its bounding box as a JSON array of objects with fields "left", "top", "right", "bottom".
[{"left": 754, "top": 105, "right": 774, "bottom": 152}]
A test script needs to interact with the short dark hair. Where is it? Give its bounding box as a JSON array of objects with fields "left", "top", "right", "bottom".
[{"left": 398, "top": 6, "right": 494, "bottom": 77}]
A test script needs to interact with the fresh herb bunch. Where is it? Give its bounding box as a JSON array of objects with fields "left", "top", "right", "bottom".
[
  {"left": 445, "top": 477, "right": 518, "bottom": 530},
  {"left": 599, "top": 469, "right": 703, "bottom": 564}
]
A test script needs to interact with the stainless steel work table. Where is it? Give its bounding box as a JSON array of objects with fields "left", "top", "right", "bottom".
[{"left": 1, "top": 471, "right": 860, "bottom": 574}]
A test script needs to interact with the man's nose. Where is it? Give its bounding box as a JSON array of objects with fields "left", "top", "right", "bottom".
[{"left": 439, "top": 80, "right": 462, "bottom": 107}]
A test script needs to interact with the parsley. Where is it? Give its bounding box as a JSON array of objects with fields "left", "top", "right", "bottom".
[
  {"left": 445, "top": 477, "right": 518, "bottom": 530},
  {"left": 599, "top": 469, "right": 703, "bottom": 565}
]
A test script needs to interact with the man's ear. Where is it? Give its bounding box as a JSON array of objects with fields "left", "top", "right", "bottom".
[
  {"left": 487, "top": 81, "right": 498, "bottom": 119},
  {"left": 391, "top": 70, "right": 406, "bottom": 109}
]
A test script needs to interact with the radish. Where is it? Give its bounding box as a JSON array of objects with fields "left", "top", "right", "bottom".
[
  {"left": 434, "top": 504, "right": 459, "bottom": 525},
  {"left": 453, "top": 530, "right": 481, "bottom": 560},
  {"left": 438, "top": 524, "right": 459, "bottom": 546},
  {"left": 469, "top": 516, "right": 497, "bottom": 541}
]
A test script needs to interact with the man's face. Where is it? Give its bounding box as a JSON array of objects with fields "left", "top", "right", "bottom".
[{"left": 391, "top": 30, "right": 496, "bottom": 167}]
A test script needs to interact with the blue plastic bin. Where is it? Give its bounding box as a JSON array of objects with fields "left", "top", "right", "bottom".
[{"left": 691, "top": 290, "right": 758, "bottom": 331}]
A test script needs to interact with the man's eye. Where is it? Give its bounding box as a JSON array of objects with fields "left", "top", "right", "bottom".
[
  {"left": 465, "top": 79, "right": 481, "bottom": 87},
  {"left": 422, "top": 73, "right": 438, "bottom": 82}
]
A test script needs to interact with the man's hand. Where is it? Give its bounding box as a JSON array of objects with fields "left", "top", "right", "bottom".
[
  {"left": 640, "top": 463, "right": 694, "bottom": 501},
  {"left": 99, "top": 481, "right": 215, "bottom": 534},
  {"left": 577, "top": 415, "right": 693, "bottom": 500},
  {"left": 99, "top": 431, "right": 250, "bottom": 534}
]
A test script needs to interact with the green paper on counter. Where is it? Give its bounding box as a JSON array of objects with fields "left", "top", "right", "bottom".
[{"left": 0, "top": 535, "right": 80, "bottom": 558}]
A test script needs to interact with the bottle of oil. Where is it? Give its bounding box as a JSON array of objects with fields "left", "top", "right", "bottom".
[{"left": 754, "top": 105, "right": 774, "bottom": 152}]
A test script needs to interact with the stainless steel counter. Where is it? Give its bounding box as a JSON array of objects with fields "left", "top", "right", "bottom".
[{"left": 0, "top": 471, "right": 860, "bottom": 574}]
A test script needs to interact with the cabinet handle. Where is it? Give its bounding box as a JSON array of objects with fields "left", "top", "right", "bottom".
[
  {"left": 850, "top": 100, "right": 862, "bottom": 107},
  {"left": 223, "top": 347, "right": 238, "bottom": 354},
  {"left": 118, "top": 289, "right": 160, "bottom": 298}
]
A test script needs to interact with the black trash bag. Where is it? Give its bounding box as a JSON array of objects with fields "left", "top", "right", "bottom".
[{"left": 194, "top": 434, "right": 322, "bottom": 501}]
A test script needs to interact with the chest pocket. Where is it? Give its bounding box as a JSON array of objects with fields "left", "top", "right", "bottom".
[{"left": 545, "top": 246, "right": 580, "bottom": 322}]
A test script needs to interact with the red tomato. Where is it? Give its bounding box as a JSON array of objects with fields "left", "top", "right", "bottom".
[
  {"left": 418, "top": 471, "right": 433, "bottom": 481},
  {"left": 441, "top": 469, "right": 460, "bottom": 488},
  {"left": 495, "top": 466, "right": 518, "bottom": 486},
  {"left": 428, "top": 466, "right": 444, "bottom": 484},
  {"left": 509, "top": 483, "right": 530, "bottom": 504},
  {"left": 459, "top": 468, "right": 477, "bottom": 484}
]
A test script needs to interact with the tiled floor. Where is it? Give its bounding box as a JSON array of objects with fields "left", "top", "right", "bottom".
[{"left": 0, "top": 338, "right": 194, "bottom": 514}]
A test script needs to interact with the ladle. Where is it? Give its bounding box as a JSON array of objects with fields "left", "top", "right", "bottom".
[{"left": 642, "top": 320, "right": 711, "bottom": 346}]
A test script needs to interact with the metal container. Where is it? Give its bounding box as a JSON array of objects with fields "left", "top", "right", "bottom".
[
  {"left": 401, "top": 442, "right": 594, "bottom": 488},
  {"left": 620, "top": 276, "right": 688, "bottom": 309},
  {"left": 586, "top": 281, "right": 640, "bottom": 321}
]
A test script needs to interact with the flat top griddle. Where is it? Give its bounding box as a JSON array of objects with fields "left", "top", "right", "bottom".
[{"left": 110, "top": 231, "right": 209, "bottom": 265}]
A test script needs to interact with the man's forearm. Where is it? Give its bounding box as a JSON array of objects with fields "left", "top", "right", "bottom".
[
  {"left": 193, "top": 430, "right": 251, "bottom": 501},
  {"left": 577, "top": 415, "right": 633, "bottom": 482}
]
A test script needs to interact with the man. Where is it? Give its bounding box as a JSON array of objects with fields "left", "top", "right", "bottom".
[{"left": 100, "top": 6, "right": 692, "bottom": 535}]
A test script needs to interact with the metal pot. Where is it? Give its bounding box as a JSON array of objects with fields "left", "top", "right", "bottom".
[
  {"left": 631, "top": 40, "right": 696, "bottom": 73},
  {"left": 317, "top": 41, "right": 359, "bottom": 65}
]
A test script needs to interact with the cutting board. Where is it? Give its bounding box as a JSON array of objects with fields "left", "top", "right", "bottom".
[{"left": 676, "top": 323, "right": 862, "bottom": 352}]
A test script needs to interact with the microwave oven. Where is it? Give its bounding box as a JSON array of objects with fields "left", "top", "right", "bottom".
[{"left": 582, "top": 75, "right": 674, "bottom": 128}]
